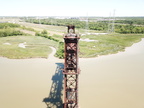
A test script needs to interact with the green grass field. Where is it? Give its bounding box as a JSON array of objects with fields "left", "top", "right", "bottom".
[
  {"left": 1, "top": 33, "right": 144, "bottom": 59},
  {"left": 0, "top": 36, "right": 58, "bottom": 59},
  {"left": 79, "top": 33, "right": 144, "bottom": 57},
  {"left": 0, "top": 19, "right": 144, "bottom": 59}
]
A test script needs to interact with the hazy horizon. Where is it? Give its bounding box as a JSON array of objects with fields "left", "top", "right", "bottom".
[
  {"left": 0, "top": 16, "right": 144, "bottom": 17},
  {"left": 0, "top": 0, "right": 144, "bottom": 17}
]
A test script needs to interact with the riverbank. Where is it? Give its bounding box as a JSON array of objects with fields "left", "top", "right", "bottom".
[
  {"left": 0, "top": 39, "right": 144, "bottom": 108},
  {"left": 79, "top": 38, "right": 144, "bottom": 108}
]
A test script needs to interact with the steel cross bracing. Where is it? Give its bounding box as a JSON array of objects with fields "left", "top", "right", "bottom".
[{"left": 63, "top": 25, "right": 80, "bottom": 108}]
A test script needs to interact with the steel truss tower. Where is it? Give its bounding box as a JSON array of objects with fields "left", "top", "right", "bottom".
[{"left": 63, "top": 25, "right": 80, "bottom": 108}]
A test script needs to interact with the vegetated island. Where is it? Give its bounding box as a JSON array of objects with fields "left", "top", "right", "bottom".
[{"left": 0, "top": 16, "right": 144, "bottom": 59}]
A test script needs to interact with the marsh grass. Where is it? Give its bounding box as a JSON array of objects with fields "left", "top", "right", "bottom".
[
  {"left": 1, "top": 21, "right": 144, "bottom": 59},
  {"left": 0, "top": 36, "right": 58, "bottom": 59},
  {"left": 79, "top": 34, "right": 144, "bottom": 57},
  {"left": 1, "top": 33, "right": 144, "bottom": 59}
]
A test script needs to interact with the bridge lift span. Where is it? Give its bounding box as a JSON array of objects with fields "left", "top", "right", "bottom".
[{"left": 63, "top": 25, "right": 80, "bottom": 108}]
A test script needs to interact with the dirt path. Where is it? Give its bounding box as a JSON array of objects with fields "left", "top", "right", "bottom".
[
  {"left": 48, "top": 46, "right": 62, "bottom": 62},
  {"left": 48, "top": 47, "right": 56, "bottom": 59}
]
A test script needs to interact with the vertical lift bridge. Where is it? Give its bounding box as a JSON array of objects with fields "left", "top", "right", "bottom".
[{"left": 63, "top": 25, "right": 80, "bottom": 108}]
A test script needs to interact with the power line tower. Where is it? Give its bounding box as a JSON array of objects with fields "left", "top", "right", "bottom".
[
  {"left": 108, "top": 12, "right": 112, "bottom": 33},
  {"left": 85, "top": 13, "right": 89, "bottom": 34},
  {"left": 112, "top": 9, "right": 116, "bottom": 33},
  {"left": 63, "top": 25, "right": 80, "bottom": 108},
  {"left": 108, "top": 10, "right": 116, "bottom": 33}
]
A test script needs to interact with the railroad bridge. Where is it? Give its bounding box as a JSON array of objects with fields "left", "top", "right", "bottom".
[{"left": 63, "top": 25, "right": 80, "bottom": 108}]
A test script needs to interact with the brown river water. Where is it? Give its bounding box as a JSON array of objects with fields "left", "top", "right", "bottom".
[{"left": 0, "top": 40, "right": 144, "bottom": 108}]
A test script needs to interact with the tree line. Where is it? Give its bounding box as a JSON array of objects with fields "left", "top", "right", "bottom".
[
  {"left": 0, "top": 23, "right": 25, "bottom": 37},
  {"left": 115, "top": 25, "right": 144, "bottom": 34},
  {"left": 115, "top": 19, "right": 144, "bottom": 25},
  {"left": 25, "top": 18, "right": 144, "bottom": 34},
  {"left": 0, "top": 22, "right": 20, "bottom": 29}
]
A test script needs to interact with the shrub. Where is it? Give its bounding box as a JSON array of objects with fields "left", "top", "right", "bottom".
[
  {"left": 41, "top": 30, "right": 48, "bottom": 34},
  {"left": 35, "top": 30, "right": 59, "bottom": 42},
  {"left": 0, "top": 29, "right": 24, "bottom": 37},
  {"left": 0, "top": 23, "right": 20, "bottom": 29},
  {"left": 55, "top": 42, "right": 64, "bottom": 59}
]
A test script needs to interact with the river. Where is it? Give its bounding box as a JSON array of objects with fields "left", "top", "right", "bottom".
[{"left": 0, "top": 39, "right": 144, "bottom": 108}]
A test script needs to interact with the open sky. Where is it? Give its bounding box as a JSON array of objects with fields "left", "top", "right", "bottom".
[{"left": 0, "top": 0, "right": 144, "bottom": 16}]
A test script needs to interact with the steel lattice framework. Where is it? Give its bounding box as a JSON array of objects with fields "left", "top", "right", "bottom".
[{"left": 63, "top": 25, "right": 80, "bottom": 108}]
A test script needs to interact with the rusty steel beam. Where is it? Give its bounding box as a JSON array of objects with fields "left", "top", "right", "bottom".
[{"left": 63, "top": 25, "right": 80, "bottom": 108}]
